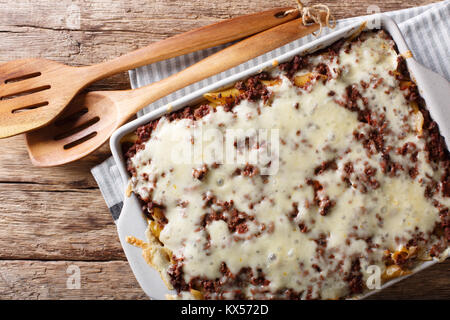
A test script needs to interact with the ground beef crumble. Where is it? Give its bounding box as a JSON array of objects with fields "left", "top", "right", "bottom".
[
  {"left": 234, "top": 72, "right": 273, "bottom": 104},
  {"left": 183, "top": 264, "right": 271, "bottom": 299},
  {"left": 345, "top": 259, "right": 363, "bottom": 294},
  {"left": 278, "top": 55, "right": 309, "bottom": 80},
  {"left": 200, "top": 193, "right": 255, "bottom": 235},
  {"left": 395, "top": 56, "right": 450, "bottom": 199},
  {"left": 234, "top": 164, "right": 260, "bottom": 177},
  {"left": 306, "top": 179, "right": 336, "bottom": 216},
  {"left": 193, "top": 164, "right": 209, "bottom": 180},
  {"left": 314, "top": 159, "right": 337, "bottom": 175}
]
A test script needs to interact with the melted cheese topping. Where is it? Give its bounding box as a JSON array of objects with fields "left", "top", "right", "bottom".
[{"left": 129, "top": 31, "right": 449, "bottom": 299}]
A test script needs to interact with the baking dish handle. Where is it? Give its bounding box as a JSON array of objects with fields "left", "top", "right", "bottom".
[{"left": 117, "top": 194, "right": 173, "bottom": 299}]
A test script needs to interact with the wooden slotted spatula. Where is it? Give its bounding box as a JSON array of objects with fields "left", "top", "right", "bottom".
[
  {"left": 0, "top": 7, "right": 299, "bottom": 139},
  {"left": 26, "top": 18, "right": 320, "bottom": 167}
]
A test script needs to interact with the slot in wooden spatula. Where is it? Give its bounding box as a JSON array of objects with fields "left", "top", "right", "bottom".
[
  {"left": 26, "top": 18, "right": 320, "bottom": 166},
  {"left": 0, "top": 7, "right": 299, "bottom": 138}
]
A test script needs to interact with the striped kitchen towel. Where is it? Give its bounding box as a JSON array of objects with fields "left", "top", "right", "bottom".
[{"left": 92, "top": 0, "right": 450, "bottom": 221}]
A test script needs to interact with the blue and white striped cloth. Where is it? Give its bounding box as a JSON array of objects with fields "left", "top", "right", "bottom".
[{"left": 92, "top": 0, "right": 450, "bottom": 221}]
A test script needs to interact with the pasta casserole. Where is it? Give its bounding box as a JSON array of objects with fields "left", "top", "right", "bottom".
[{"left": 124, "top": 30, "right": 449, "bottom": 299}]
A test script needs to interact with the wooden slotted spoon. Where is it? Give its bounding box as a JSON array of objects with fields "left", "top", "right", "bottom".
[
  {"left": 26, "top": 18, "right": 320, "bottom": 166},
  {"left": 0, "top": 7, "right": 299, "bottom": 139}
]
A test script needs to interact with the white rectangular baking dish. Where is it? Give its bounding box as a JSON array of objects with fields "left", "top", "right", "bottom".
[{"left": 110, "top": 15, "right": 450, "bottom": 300}]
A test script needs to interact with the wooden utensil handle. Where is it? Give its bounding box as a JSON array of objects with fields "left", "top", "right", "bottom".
[
  {"left": 85, "top": 7, "right": 299, "bottom": 81},
  {"left": 120, "top": 18, "right": 318, "bottom": 119}
]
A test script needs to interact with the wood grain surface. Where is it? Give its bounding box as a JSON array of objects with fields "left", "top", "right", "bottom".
[{"left": 0, "top": 0, "right": 448, "bottom": 300}]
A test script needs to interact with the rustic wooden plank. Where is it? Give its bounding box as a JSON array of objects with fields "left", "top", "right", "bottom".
[
  {"left": 0, "top": 135, "right": 110, "bottom": 188},
  {"left": 78, "top": 0, "right": 437, "bottom": 25},
  {"left": 0, "top": 0, "right": 436, "bottom": 31},
  {"left": 0, "top": 183, "right": 125, "bottom": 260},
  {"left": 0, "top": 260, "right": 147, "bottom": 299}
]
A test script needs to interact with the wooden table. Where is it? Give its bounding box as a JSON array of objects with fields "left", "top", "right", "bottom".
[{"left": 0, "top": 0, "right": 448, "bottom": 300}]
